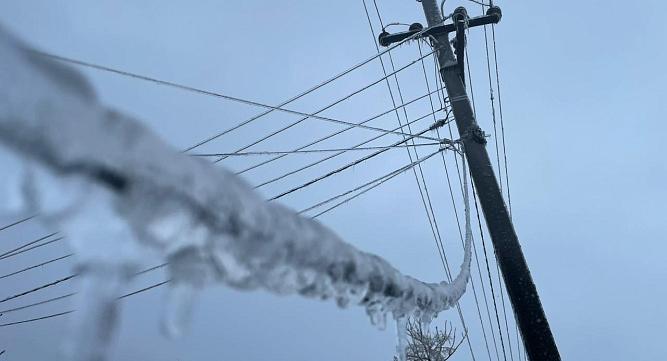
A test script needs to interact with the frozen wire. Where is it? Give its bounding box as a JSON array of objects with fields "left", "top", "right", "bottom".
[
  {"left": 191, "top": 142, "right": 440, "bottom": 158},
  {"left": 237, "top": 86, "right": 446, "bottom": 176},
  {"left": 269, "top": 119, "right": 451, "bottom": 201},
  {"left": 253, "top": 108, "right": 448, "bottom": 189},
  {"left": 0, "top": 215, "right": 35, "bottom": 233},
  {"left": 0, "top": 236, "right": 64, "bottom": 261},
  {"left": 212, "top": 46, "right": 443, "bottom": 163},
  {"left": 0, "top": 233, "right": 58, "bottom": 260},
  {"left": 0, "top": 253, "right": 73, "bottom": 280},
  {"left": 299, "top": 148, "right": 445, "bottom": 214}
]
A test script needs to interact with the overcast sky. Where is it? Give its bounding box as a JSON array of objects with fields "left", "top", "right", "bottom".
[{"left": 1, "top": 1, "right": 666, "bottom": 360}]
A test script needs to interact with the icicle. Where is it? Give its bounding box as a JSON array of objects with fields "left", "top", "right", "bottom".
[
  {"left": 366, "top": 301, "right": 387, "bottom": 330},
  {"left": 395, "top": 315, "right": 408, "bottom": 361},
  {"left": 162, "top": 282, "right": 198, "bottom": 338}
]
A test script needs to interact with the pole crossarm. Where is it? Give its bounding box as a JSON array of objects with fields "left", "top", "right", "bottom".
[{"left": 378, "top": 6, "right": 501, "bottom": 47}]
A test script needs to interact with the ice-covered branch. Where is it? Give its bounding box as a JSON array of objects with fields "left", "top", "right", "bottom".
[{"left": 0, "top": 26, "right": 471, "bottom": 359}]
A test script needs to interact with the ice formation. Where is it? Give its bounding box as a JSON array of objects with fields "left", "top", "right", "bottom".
[{"left": 0, "top": 26, "right": 472, "bottom": 361}]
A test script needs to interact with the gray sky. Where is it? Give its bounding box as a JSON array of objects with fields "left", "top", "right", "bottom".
[{"left": 1, "top": 0, "right": 666, "bottom": 360}]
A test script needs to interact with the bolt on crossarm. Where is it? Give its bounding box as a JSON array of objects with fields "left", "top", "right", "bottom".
[{"left": 379, "top": 1, "right": 561, "bottom": 360}]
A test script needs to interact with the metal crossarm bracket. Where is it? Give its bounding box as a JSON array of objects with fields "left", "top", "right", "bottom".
[{"left": 377, "top": 6, "right": 501, "bottom": 47}]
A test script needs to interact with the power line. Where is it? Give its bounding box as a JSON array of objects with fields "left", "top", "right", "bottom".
[
  {"left": 0, "top": 263, "right": 167, "bottom": 316},
  {"left": 238, "top": 87, "right": 445, "bottom": 177},
  {"left": 0, "top": 233, "right": 58, "bottom": 260},
  {"left": 0, "top": 293, "right": 75, "bottom": 315},
  {"left": 176, "top": 28, "right": 430, "bottom": 152},
  {"left": 366, "top": 2, "right": 479, "bottom": 360},
  {"left": 254, "top": 109, "right": 448, "bottom": 189},
  {"left": 0, "top": 278, "right": 170, "bottom": 328},
  {"left": 0, "top": 253, "right": 73, "bottom": 280},
  {"left": 299, "top": 148, "right": 445, "bottom": 215},
  {"left": 269, "top": 119, "right": 451, "bottom": 200},
  {"left": 212, "top": 47, "right": 444, "bottom": 164},
  {"left": 0, "top": 275, "right": 76, "bottom": 305},
  {"left": 471, "top": 179, "right": 508, "bottom": 361},
  {"left": 0, "top": 215, "right": 35, "bottom": 233},
  {"left": 417, "top": 37, "right": 496, "bottom": 361},
  {"left": 0, "top": 236, "right": 64, "bottom": 261},
  {"left": 40, "top": 51, "right": 438, "bottom": 151},
  {"left": 192, "top": 142, "right": 440, "bottom": 158},
  {"left": 428, "top": 35, "right": 503, "bottom": 360}
]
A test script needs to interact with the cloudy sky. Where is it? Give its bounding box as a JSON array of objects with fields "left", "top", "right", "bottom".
[{"left": 1, "top": 0, "right": 666, "bottom": 360}]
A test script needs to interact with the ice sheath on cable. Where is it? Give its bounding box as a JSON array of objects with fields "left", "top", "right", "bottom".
[{"left": 0, "top": 26, "right": 471, "bottom": 360}]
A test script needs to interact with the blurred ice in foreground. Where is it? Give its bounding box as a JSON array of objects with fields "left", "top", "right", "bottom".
[{"left": 0, "top": 26, "right": 471, "bottom": 361}]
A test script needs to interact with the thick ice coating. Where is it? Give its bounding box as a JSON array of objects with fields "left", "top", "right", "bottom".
[{"left": 0, "top": 26, "right": 472, "bottom": 360}]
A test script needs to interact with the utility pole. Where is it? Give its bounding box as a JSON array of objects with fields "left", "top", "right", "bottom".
[{"left": 379, "top": 2, "right": 561, "bottom": 360}]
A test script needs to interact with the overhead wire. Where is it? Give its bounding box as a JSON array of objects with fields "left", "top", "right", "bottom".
[
  {"left": 237, "top": 87, "right": 445, "bottom": 177},
  {"left": 211, "top": 46, "right": 443, "bottom": 164},
  {"left": 0, "top": 216, "right": 35, "bottom": 233},
  {"left": 480, "top": 12, "right": 515, "bottom": 361},
  {"left": 253, "top": 108, "right": 448, "bottom": 189},
  {"left": 417, "top": 39, "right": 495, "bottom": 361},
  {"left": 429, "top": 25, "right": 503, "bottom": 361},
  {"left": 0, "top": 253, "right": 73, "bottom": 280},
  {"left": 367, "top": 1, "right": 478, "bottom": 360},
  {"left": 269, "top": 118, "right": 451, "bottom": 201},
  {"left": 191, "top": 142, "right": 440, "bottom": 158},
  {"left": 299, "top": 148, "right": 445, "bottom": 215},
  {"left": 0, "top": 278, "right": 171, "bottom": 328},
  {"left": 0, "top": 233, "right": 59, "bottom": 260},
  {"left": 40, "top": 52, "right": 436, "bottom": 154}
]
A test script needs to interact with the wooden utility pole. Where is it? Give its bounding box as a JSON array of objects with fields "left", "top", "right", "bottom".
[{"left": 379, "top": 2, "right": 561, "bottom": 360}]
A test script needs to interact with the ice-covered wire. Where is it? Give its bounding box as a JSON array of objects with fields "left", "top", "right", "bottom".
[
  {"left": 0, "top": 275, "right": 77, "bottom": 305},
  {"left": 192, "top": 142, "right": 440, "bottom": 158},
  {"left": 299, "top": 148, "right": 445, "bottom": 215},
  {"left": 0, "top": 253, "right": 73, "bottom": 280},
  {"left": 0, "top": 28, "right": 474, "bottom": 340},
  {"left": 40, "top": 53, "right": 436, "bottom": 149},
  {"left": 269, "top": 119, "right": 451, "bottom": 200},
  {"left": 237, "top": 86, "right": 446, "bottom": 176},
  {"left": 0, "top": 263, "right": 168, "bottom": 316},
  {"left": 0, "top": 277, "right": 171, "bottom": 328},
  {"left": 253, "top": 108, "right": 448, "bottom": 189},
  {"left": 212, "top": 46, "right": 444, "bottom": 163},
  {"left": 0, "top": 233, "right": 58, "bottom": 260},
  {"left": 0, "top": 215, "right": 35, "bottom": 233},
  {"left": 0, "top": 237, "right": 64, "bottom": 262}
]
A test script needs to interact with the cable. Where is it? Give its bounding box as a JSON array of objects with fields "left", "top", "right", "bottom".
[
  {"left": 491, "top": 24, "right": 512, "bottom": 217},
  {"left": 212, "top": 47, "right": 443, "bottom": 164},
  {"left": 367, "top": 2, "right": 477, "bottom": 360},
  {"left": 300, "top": 148, "right": 444, "bottom": 215},
  {"left": 192, "top": 142, "right": 441, "bottom": 158},
  {"left": 254, "top": 109, "right": 448, "bottom": 189},
  {"left": 0, "top": 236, "right": 64, "bottom": 261},
  {"left": 177, "top": 28, "right": 430, "bottom": 151},
  {"left": 0, "top": 215, "right": 35, "bottom": 233},
  {"left": 471, "top": 180, "right": 508, "bottom": 361},
  {"left": 0, "top": 275, "right": 76, "bottom": 305},
  {"left": 269, "top": 119, "right": 450, "bottom": 201},
  {"left": 237, "top": 87, "right": 445, "bottom": 176},
  {"left": 434, "top": 56, "right": 503, "bottom": 361},
  {"left": 0, "top": 310, "right": 73, "bottom": 327},
  {"left": 0, "top": 293, "right": 75, "bottom": 315},
  {"left": 480, "top": 16, "right": 515, "bottom": 361},
  {"left": 0, "top": 233, "right": 58, "bottom": 260},
  {"left": 417, "top": 39, "right": 495, "bottom": 361},
  {"left": 40, "top": 52, "right": 437, "bottom": 153},
  {"left": 0, "top": 278, "right": 170, "bottom": 328},
  {"left": 0, "top": 253, "right": 73, "bottom": 280},
  {"left": 0, "top": 262, "right": 167, "bottom": 316}
]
